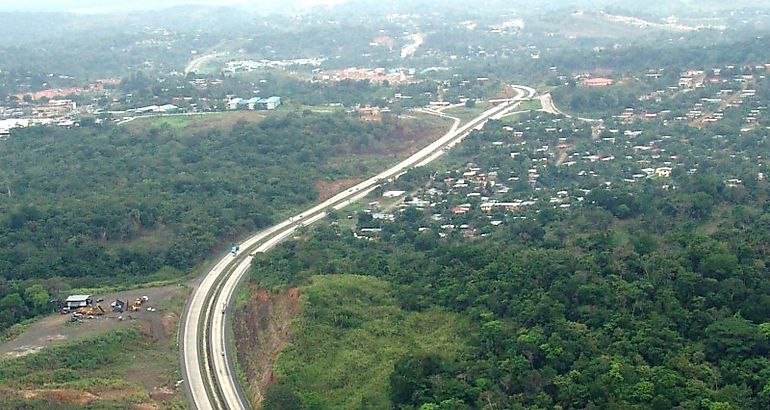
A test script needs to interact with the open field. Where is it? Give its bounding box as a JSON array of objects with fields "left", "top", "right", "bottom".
[
  {"left": 517, "top": 98, "right": 542, "bottom": 112},
  {"left": 0, "top": 283, "right": 189, "bottom": 409},
  {"left": 0, "top": 284, "right": 186, "bottom": 359},
  {"left": 443, "top": 101, "right": 492, "bottom": 124},
  {"left": 530, "top": 11, "right": 651, "bottom": 39},
  {"left": 126, "top": 110, "right": 267, "bottom": 130}
]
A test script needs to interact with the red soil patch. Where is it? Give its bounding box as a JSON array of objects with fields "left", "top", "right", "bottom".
[
  {"left": 233, "top": 285, "right": 301, "bottom": 407},
  {"left": 288, "top": 287, "right": 299, "bottom": 300},
  {"left": 150, "top": 386, "right": 175, "bottom": 402},
  {"left": 16, "top": 79, "right": 119, "bottom": 101},
  {"left": 316, "top": 178, "right": 363, "bottom": 201},
  {"left": 12, "top": 388, "right": 147, "bottom": 406},
  {"left": 48, "top": 389, "right": 98, "bottom": 404},
  {"left": 315, "top": 118, "right": 448, "bottom": 201}
]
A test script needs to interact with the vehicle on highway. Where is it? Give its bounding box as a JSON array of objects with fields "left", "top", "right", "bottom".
[{"left": 181, "top": 86, "right": 530, "bottom": 410}]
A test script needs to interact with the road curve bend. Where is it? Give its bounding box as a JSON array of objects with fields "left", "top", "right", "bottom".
[{"left": 180, "top": 85, "right": 535, "bottom": 410}]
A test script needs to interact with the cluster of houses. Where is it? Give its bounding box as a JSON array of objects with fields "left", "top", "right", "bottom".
[
  {"left": 354, "top": 161, "right": 560, "bottom": 240},
  {"left": 132, "top": 104, "right": 180, "bottom": 114},
  {"left": 224, "top": 58, "right": 325, "bottom": 73},
  {"left": 0, "top": 99, "right": 83, "bottom": 136},
  {"left": 598, "top": 65, "right": 769, "bottom": 128},
  {"left": 354, "top": 102, "right": 751, "bottom": 240},
  {"left": 313, "top": 68, "right": 415, "bottom": 85},
  {"left": 680, "top": 77, "right": 764, "bottom": 131},
  {"left": 660, "top": 66, "right": 767, "bottom": 130},
  {"left": 0, "top": 99, "right": 79, "bottom": 121},
  {"left": 226, "top": 96, "right": 282, "bottom": 111}
]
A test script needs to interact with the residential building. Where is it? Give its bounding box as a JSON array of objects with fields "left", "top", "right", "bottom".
[{"left": 228, "top": 96, "right": 281, "bottom": 111}]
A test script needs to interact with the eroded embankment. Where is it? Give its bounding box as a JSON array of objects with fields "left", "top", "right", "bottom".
[{"left": 233, "top": 285, "right": 300, "bottom": 407}]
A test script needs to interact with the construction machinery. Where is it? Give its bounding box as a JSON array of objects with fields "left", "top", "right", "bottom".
[
  {"left": 129, "top": 296, "right": 149, "bottom": 312},
  {"left": 76, "top": 304, "right": 105, "bottom": 316},
  {"left": 111, "top": 299, "right": 126, "bottom": 313}
]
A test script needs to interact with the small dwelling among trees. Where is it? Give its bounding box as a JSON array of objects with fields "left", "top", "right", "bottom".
[{"left": 64, "top": 294, "right": 93, "bottom": 309}]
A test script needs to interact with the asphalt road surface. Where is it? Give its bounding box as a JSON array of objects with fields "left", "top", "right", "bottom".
[{"left": 180, "top": 84, "right": 536, "bottom": 410}]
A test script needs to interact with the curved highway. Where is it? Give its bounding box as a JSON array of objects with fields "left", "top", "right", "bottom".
[
  {"left": 180, "top": 85, "right": 536, "bottom": 410},
  {"left": 540, "top": 92, "right": 602, "bottom": 123}
]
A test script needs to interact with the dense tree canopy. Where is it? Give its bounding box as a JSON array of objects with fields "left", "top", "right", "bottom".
[
  {"left": 253, "top": 119, "right": 770, "bottom": 409},
  {"left": 0, "top": 111, "right": 422, "bottom": 332}
]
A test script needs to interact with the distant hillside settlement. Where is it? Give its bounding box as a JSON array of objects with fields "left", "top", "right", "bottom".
[{"left": 226, "top": 96, "right": 282, "bottom": 111}]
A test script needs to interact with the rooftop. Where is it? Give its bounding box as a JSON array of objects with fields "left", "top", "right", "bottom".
[{"left": 64, "top": 294, "right": 92, "bottom": 302}]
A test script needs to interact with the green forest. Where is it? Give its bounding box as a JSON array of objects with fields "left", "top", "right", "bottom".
[
  {"left": 3, "top": 2, "right": 770, "bottom": 409},
  {"left": 0, "top": 112, "right": 429, "bottom": 332},
  {"left": 249, "top": 138, "right": 770, "bottom": 409},
  {"left": 550, "top": 84, "right": 641, "bottom": 118}
]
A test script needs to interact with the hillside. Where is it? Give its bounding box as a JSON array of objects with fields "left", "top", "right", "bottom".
[
  {"left": 242, "top": 75, "right": 770, "bottom": 409},
  {"left": 0, "top": 111, "right": 448, "bottom": 333},
  {"left": 236, "top": 275, "right": 470, "bottom": 409}
]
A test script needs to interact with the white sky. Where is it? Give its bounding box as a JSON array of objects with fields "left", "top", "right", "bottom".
[{"left": 0, "top": 0, "right": 349, "bottom": 13}]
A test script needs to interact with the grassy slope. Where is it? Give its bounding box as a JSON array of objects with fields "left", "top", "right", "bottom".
[
  {"left": 0, "top": 327, "right": 185, "bottom": 409},
  {"left": 443, "top": 102, "right": 491, "bottom": 124},
  {"left": 517, "top": 99, "right": 542, "bottom": 112},
  {"left": 269, "top": 275, "right": 470, "bottom": 409},
  {"left": 126, "top": 110, "right": 267, "bottom": 130}
]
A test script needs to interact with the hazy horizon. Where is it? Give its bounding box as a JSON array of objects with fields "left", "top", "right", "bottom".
[{"left": 0, "top": 0, "right": 349, "bottom": 13}]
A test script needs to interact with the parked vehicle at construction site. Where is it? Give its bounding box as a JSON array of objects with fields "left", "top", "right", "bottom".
[
  {"left": 129, "top": 296, "right": 150, "bottom": 312},
  {"left": 76, "top": 305, "right": 106, "bottom": 316}
]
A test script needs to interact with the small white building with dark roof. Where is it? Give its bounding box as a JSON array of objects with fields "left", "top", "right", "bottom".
[{"left": 64, "top": 295, "right": 92, "bottom": 309}]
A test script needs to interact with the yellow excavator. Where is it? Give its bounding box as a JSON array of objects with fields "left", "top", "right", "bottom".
[
  {"left": 76, "top": 304, "right": 105, "bottom": 316},
  {"left": 129, "top": 296, "right": 149, "bottom": 312}
]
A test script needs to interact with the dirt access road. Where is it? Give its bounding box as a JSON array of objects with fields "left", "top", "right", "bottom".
[{"left": 0, "top": 284, "right": 185, "bottom": 358}]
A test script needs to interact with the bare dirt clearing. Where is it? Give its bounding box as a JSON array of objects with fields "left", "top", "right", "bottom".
[
  {"left": 0, "top": 284, "right": 185, "bottom": 358},
  {"left": 316, "top": 178, "right": 364, "bottom": 201},
  {"left": 0, "top": 284, "right": 189, "bottom": 408}
]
